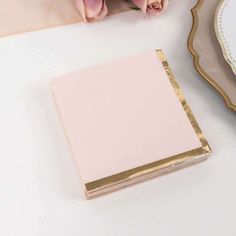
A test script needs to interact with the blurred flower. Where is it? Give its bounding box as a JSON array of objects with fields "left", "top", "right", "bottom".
[
  {"left": 132, "top": 0, "right": 168, "bottom": 15},
  {"left": 75, "top": 0, "right": 108, "bottom": 22}
]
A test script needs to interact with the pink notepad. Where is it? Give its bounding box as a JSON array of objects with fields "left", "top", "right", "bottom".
[{"left": 52, "top": 50, "right": 211, "bottom": 199}]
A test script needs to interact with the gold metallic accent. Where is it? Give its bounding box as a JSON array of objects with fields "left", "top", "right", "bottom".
[
  {"left": 85, "top": 49, "right": 211, "bottom": 199},
  {"left": 187, "top": 0, "right": 236, "bottom": 112}
]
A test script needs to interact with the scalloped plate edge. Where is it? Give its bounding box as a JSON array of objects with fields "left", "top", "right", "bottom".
[{"left": 187, "top": 0, "right": 236, "bottom": 112}]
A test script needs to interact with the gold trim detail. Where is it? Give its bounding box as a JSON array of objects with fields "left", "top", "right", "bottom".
[
  {"left": 85, "top": 49, "right": 211, "bottom": 199},
  {"left": 187, "top": 0, "right": 236, "bottom": 112}
]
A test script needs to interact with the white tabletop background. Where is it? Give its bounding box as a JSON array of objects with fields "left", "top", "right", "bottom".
[{"left": 0, "top": 0, "right": 235, "bottom": 235}]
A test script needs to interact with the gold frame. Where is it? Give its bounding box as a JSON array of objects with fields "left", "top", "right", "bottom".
[
  {"left": 85, "top": 49, "right": 211, "bottom": 199},
  {"left": 187, "top": 0, "right": 236, "bottom": 112}
]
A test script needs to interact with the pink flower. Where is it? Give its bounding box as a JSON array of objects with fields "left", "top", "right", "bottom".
[
  {"left": 75, "top": 0, "right": 108, "bottom": 22},
  {"left": 132, "top": 0, "right": 168, "bottom": 15}
]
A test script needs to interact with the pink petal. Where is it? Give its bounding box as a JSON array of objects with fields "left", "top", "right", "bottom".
[
  {"left": 75, "top": 0, "right": 87, "bottom": 22},
  {"left": 147, "top": 0, "right": 168, "bottom": 14},
  {"left": 132, "top": 0, "right": 148, "bottom": 12},
  {"left": 84, "top": 0, "right": 104, "bottom": 18},
  {"left": 75, "top": 0, "right": 108, "bottom": 22},
  {"left": 94, "top": 3, "right": 108, "bottom": 20}
]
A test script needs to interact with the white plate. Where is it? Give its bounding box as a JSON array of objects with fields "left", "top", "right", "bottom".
[{"left": 215, "top": 0, "right": 236, "bottom": 75}]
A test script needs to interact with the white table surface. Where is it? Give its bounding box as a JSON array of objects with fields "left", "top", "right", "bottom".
[{"left": 0, "top": 1, "right": 235, "bottom": 235}]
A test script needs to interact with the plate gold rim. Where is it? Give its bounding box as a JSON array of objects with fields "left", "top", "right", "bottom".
[{"left": 187, "top": 0, "right": 236, "bottom": 112}]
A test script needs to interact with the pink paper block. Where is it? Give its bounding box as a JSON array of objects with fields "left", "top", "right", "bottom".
[{"left": 52, "top": 50, "right": 211, "bottom": 199}]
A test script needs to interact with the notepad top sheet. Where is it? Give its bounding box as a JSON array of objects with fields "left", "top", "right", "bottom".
[{"left": 52, "top": 50, "right": 202, "bottom": 184}]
